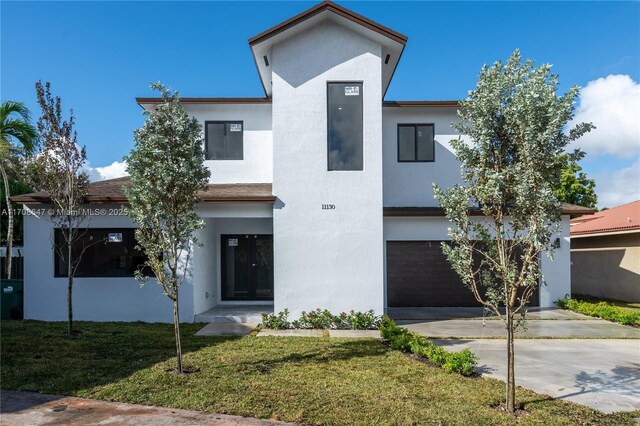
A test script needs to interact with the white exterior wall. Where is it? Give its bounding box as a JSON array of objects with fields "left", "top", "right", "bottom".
[
  {"left": 271, "top": 21, "right": 385, "bottom": 316},
  {"left": 22, "top": 206, "right": 193, "bottom": 323},
  {"left": 186, "top": 104, "right": 273, "bottom": 184},
  {"left": 540, "top": 215, "right": 571, "bottom": 306},
  {"left": 382, "top": 107, "right": 464, "bottom": 207},
  {"left": 383, "top": 216, "right": 571, "bottom": 308}
]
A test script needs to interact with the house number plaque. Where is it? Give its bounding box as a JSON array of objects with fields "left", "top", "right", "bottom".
[{"left": 322, "top": 204, "right": 336, "bottom": 210}]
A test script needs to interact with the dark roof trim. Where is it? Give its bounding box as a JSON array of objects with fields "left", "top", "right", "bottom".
[
  {"left": 248, "top": 1, "right": 408, "bottom": 47},
  {"left": 384, "top": 203, "right": 595, "bottom": 217},
  {"left": 136, "top": 97, "right": 272, "bottom": 107},
  {"left": 11, "top": 194, "right": 277, "bottom": 205},
  {"left": 383, "top": 100, "right": 461, "bottom": 107}
]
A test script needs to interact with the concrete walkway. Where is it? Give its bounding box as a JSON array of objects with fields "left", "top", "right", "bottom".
[
  {"left": 400, "top": 319, "right": 640, "bottom": 338},
  {"left": 388, "top": 307, "right": 591, "bottom": 321},
  {"left": 434, "top": 339, "right": 640, "bottom": 413},
  {"left": 0, "top": 390, "right": 296, "bottom": 426}
]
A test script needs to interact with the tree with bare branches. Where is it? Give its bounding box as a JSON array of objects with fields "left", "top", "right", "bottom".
[{"left": 32, "top": 81, "right": 91, "bottom": 335}]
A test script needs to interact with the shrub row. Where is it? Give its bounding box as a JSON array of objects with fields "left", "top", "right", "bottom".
[
  {"left": 380, "top": 317, "right": 477, "bottom": 376},
  {"left": 261, "top": 308, "right": 381, "bottom": 330},
  {"left": 556, "top": 296, "right": 640, "bottom": 326}
]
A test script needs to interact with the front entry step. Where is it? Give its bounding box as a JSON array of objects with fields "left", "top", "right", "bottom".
[
  {"left": 194, "top": 305, "right": 273, "bottom": 324},
  {"left": 195, "top": 323, "right": 257, "bottom": 336}
]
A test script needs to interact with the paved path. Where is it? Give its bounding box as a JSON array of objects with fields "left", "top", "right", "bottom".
[
  {"left": 388, "top": 307, "right": 591, "bottom": 320},
  {"left": 400, "top": 319, "right": 640, "bottom": 338},
  {"left": 434, "top": 339, "right": 640, "bottom": 413},
  {"left": 0, "top": 390, "right": 296, "bottom": 426}
]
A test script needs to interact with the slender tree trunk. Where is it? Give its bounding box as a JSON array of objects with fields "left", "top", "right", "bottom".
[
  {"left": 67, "top": 228, "right": 73, "bottom": 335},
  {"left": 1, "top": 164, "right": 13, "bottom": 279},
  {"left": 506, "top": 310, "right": 516, "bottom": 412},
  {"left": 173, "top": 292, "right": 183, "bottom": 373}
]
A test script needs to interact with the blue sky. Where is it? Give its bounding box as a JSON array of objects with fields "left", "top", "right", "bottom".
[{"left": 2, "top": 1, "right": 639, "bottom": 207}]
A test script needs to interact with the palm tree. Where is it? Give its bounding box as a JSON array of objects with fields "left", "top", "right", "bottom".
[{"left": 1, "top": 101, "right": 38, "bottom": 279}]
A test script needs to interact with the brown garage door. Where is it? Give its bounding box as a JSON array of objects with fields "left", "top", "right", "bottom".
[{"left": 386, "top": 241, "right": 539, "bottom": 307}]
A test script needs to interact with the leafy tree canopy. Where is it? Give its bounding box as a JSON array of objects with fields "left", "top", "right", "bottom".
[
  {"left": 124, "top": 82, "right": 210, "bottom": 373},
  {"left": 554, "top": 150, "right": 597, "bottom": 209},
  {"left": 434, "top": 49, "right": 593, "bottom": 412}
]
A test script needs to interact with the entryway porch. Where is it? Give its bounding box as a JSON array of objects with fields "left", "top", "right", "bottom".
[{"left": 194, "top": 304, "right": 273, "bottom": 323}]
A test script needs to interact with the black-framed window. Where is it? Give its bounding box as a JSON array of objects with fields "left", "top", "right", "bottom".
[
  {"left": 398, "top": 124, "right": 435, "bottom": 162},
  {"left": 327, "top": 82, "right": 363, "bottom": 171},
  {"left": 205, "top": 121, "right": 243, "bottom": 160},
  {"left": 54, "top": 228, "right": 150, "bottom": 277}
]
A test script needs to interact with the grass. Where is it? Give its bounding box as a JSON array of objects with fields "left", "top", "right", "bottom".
[
  {"left": 572, "top": 294, "right": 640, "bottom": 314},
  {"left": 557, "top": 295, "right": 640, "bottom": 326},
  {"left": 2, "top": 320, "right": 638, "bottom": 425}
]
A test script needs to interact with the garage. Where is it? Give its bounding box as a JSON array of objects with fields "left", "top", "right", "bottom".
[{"left": 386, "top": 241, "right": 539, "bottom": 307}]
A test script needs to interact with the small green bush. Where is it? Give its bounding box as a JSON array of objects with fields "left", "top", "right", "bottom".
[
  {"left": 556, "top": 296, "right": 640, "bottom": 326},
  {"left": 379, "top": 317, "right": 477, "bottom": 376},
  {"left": 261, "top": 308, "right": 382, "bottom": 330},
  {"left": 261, "top": 309, "right": 291, "bottom": 329}
]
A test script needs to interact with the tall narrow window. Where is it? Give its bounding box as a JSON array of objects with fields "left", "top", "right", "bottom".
[
  {"left": 327, "top": 82, "right": 363, "bottom": 171},
  {"left": 397, "top": 124, "right": 435, "bottom": 162},
  {"left": 205, "top": 121, "right": 243, "bottom": 160}
]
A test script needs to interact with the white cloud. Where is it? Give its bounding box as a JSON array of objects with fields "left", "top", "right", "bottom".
[
  {"left": 85, "top": 160, "right": 128, "bottom": 182},
  {"left": 594, "top": 159, "right": 640, "bottom": 209},
  {"left": 569, "top": 74, "right": 640, "bottom": 159}
]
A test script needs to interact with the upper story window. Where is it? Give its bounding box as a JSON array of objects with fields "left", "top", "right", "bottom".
[
  {"left": 397, "top": 124, "right": 435, "bottom": 162},
  {"left": 205, "top": 121, "right": 243, "bottom": 160},
  {"left": 327, "top": 82, "right": 363, "bottom": 171},
  {"left": 54, "top": 228, "right": 151, "bottom": 278}
]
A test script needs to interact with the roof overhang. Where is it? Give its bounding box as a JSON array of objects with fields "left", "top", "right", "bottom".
[
  {"left": 248, "top": 1, "right": 407, "bottom": 98},
  {"left": 136, "top": 97, "right": 272, "bottom": 110},
  {"left": 11, "top": 178, "right": 277, "bottom": 205},
  {"left": 384, "top": 203, "right": 594, "bottom": 217}
]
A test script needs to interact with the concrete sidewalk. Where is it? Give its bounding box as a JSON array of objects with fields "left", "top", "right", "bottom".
[
  {"left": 0, "top": 390, "right": 297, "bottom": 426},
  {"left": 434, "top": 339, "right": 640, "bottom": 413}
]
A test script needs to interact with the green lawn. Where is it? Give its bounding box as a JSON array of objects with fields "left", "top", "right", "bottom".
[
  {"left": 573, "top": 294, "right": 640, "bottom": 314},
  {"left": 1, "top": 320, "right": 637, "bottom": 425}
]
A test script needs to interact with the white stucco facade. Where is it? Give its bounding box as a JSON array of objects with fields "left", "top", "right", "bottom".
[
  {"left": 271, "top": 21, "right": 384, "bottom": 316},
  {"left": 18, "top": 1, "right": 576, "bottom": 323}
]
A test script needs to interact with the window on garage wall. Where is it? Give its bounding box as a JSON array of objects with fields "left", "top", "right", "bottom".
[{"left": 397, "top": 124, "right": 435, "bottom": 162}]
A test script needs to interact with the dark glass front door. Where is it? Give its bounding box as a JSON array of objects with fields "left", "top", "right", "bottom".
[{"left": 221, "top": 234, "right": 274, "bottom": 300}]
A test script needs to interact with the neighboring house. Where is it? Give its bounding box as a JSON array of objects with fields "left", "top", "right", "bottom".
[
  {"left": 570, "top": 200, "right": 640, "bottom": 302},
  {"left": 12, "top": 1, "right": 592, "bottom": 323}
]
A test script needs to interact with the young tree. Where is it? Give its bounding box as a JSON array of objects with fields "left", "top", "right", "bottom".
[
  {"left": 124, "top": 83, "right": 210, "bottom": 373},
  {"left": 1, "top": 101, "right": 38, "bottom": 278},
  {"left": 33, "top": 81, "right": 90, "bottom": 335},
  {"left": 434, "top": 50, "right": 592, "bottom": 413},
  {"left": 555, "top": 150, "right": 597, "bottom": 209}
]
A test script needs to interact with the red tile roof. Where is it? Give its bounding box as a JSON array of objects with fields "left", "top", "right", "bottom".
[
  {"left": 10, "top": 177, "right": 276, "bottom": 205},
  {"left": 570, "top": 200, "right": 640, "bottom": 236}
]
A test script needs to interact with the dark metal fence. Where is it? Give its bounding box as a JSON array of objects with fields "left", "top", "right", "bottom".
[{"left": 1, "top": 256, "right": 24, "bottom": 280}]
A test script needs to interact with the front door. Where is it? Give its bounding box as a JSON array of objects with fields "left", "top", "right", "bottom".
[{"left": 221, "top": 234, "right": 274, "bottom": 301}]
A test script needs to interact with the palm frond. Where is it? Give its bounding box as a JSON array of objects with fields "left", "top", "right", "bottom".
[{"left": 0, "top": 101, "right": 39, "bottom": 154}]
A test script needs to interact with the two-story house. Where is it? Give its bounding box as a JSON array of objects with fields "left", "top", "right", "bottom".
[{"left": 15, "top": 1, "right": 590, "bottom": 323}]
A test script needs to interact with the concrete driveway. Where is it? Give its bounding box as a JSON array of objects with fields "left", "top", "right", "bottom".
[
  {"left": 389, "top": 308, "right": 640, "bottom": 413},
  {"left": 435, "top": 339, "right": 640, "bottom": 413}
]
